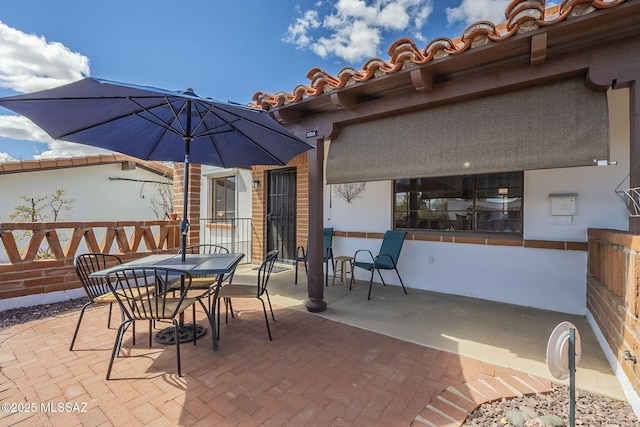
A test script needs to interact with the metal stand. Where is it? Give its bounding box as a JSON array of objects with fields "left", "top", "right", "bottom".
[
  {"left": 569, "top": 328, "right": 576, "bottom": 427},
  {"left": 155, "top": 324, "right": 207, "bottom": 344}
]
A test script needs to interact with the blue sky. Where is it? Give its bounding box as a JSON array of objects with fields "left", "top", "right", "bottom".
[{"left": 0, "top": 0, "right": 554, "bottom": 161}]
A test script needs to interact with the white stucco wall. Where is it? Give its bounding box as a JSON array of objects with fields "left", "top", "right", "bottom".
[
  {"left": 0, "top": 163, "right": 172, "bottom": 222},
  {"left": 323, "top": 87, "right": 630, "bottom": 315},
  {"left": 200, "top": 167, "right": 253, "bottom": 259},
  {"left": 200, "top": 166, "right": 253, "bottom": 220}
]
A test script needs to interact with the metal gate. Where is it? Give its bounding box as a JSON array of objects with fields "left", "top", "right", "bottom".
[{"left": 267, "top": 168, "right": 297, "bottom": 262}]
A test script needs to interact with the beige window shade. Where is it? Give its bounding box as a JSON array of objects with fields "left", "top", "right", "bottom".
[{"left": 326, "top": 78, "right": 609, "bottom": 184}]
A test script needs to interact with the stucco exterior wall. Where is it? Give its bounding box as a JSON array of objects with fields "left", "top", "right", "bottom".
[
  {"left": 322, "top": 87, "right": 630, "bottom": 315},
  {"left": 0, "top": 163, "right": 172, "bottom": 222}
]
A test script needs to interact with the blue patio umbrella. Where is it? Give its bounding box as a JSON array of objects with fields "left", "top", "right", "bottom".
[{"left": 0, "top": 77, "right": 313, "bottom": 259}]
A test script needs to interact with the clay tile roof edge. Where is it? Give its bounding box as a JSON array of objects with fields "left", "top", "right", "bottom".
[
  {"left": 252, "top": 0, "right": 629, "bottom": 108},
  {"left": 0, "top": 154, "right": 173, "bottom": 177}
]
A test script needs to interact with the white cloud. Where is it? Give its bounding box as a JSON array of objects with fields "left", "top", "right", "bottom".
[
  {"left": 0, "top": 21, "right": 93, "bottom": 160},
  {"left": 0, "top": 114, "right": 113, "bottom": 159},
  {"left": 283, "top": 10, "right": 322, "bottom": 49},
  {"left": 0, "top": 114, "right": 53, "bottom": 143},
  {"left": 35, "top": 141, "right": 113, "bottom": 160},
  {"left": 0, "top": 152, "right": 16, "bottom": 163},
  {"left": 284, "top": 0, "right": 434, "bottom": 63},
  {"left": 445, "top": 0, "right": 511, "bottom": 26},
  {"left": 0, "top": 21, "right": 89, "bottom": 93}
]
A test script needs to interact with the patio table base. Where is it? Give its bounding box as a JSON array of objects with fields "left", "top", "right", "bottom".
[{"left": 154, "top": 323, "right": 207, "bottom": 344}]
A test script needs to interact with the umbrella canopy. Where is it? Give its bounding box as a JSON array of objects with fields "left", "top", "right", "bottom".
[
  {"left": 0, "top": 77, "right": 314, "bottom": 257},
  {"left": 0, "top": 77, "right": 312, "bottom": 167}
]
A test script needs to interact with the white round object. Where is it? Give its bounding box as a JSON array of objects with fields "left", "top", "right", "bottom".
[{"left": 546, "top": 321, "right": 581, "bottom": 380}]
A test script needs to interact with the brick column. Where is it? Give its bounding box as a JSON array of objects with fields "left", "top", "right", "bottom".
[
  {"left": 630, "top": 82, "right": 640, "bottom": 233},
  {"left": 173, "top": 162, "right": 201, "bottom": 247}
]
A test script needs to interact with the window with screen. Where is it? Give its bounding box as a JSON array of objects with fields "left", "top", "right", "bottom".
[
  {"left": 210, "top": 176, "right": 236, "bottom": 220},
  {"left": 393, "top": 172, "right": 523, "bottom": 233}
]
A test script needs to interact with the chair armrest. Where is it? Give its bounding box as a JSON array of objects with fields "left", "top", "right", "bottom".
[
  {"left": 354, "top": 249, "right": 374, "bottom": 263},
  {"left": 373, "top": 253, "right": 396, "bottom": 268}
]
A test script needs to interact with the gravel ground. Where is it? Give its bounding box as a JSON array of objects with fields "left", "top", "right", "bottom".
[
  {"left": 463, "top": 382, "right": 639, "bottom": 426},
  {"left": 0, "top": 298, "right": 86, "bottom": 331},
  {"left": 1, "top": 300, "right": 639, "bottom": 426}
]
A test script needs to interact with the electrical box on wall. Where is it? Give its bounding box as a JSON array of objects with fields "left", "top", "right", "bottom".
[{"left": 549, "top": 193, "right": 578, "bottom": 216}]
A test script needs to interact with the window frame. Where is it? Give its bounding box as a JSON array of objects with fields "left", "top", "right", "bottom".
[
  {"left": 393, "top": 171, "right": 523, "bottom": 235},
  {"left": 209, "top": 175, "right": 237, "bottom": 220}
]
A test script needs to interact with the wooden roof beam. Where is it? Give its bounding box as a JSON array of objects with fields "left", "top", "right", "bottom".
[
  {"left": 410, "top": 68, "right": 433, "bottom": 92},
  {"left": 531, "top": 33, "right": 547, "bottom": 66}
]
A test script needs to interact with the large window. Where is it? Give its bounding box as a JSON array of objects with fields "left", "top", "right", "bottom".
[
  {"left": 210, "top": 176, "right": 236, "bottom": 219},
  {"left": 394, "top": 172, "right": 523, "bottom": 233}
]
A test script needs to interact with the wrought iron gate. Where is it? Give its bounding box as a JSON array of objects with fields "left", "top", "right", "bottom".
[{"left": 267, "top": 168, "right": 297, "bottom": 262}]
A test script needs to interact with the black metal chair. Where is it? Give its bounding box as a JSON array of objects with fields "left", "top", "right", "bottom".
[
  {"left": 353, "top": 230, "right": 408, "bottom": 300},
  {"left": 105, "top": 267, "right": 197, "bottom": 379},
  {"left": 295, "top": 228, "right": 334, "bottom": 287},
  {"left": 216, "top": 250, "right": 279, "bottom": 340},
  {"left": 71, "top": 253, "right": 151, "bottom": 351},
  {"left": 172, "top": 244, "right": 238, "bottom": 338}
]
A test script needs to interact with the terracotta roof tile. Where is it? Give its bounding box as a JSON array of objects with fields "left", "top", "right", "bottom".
[
  {"left": 252, "top": 0, "right": 628, "bottom": 108},
  {"left": 0, "top": 154, "right": 173, "bottom": 177}
]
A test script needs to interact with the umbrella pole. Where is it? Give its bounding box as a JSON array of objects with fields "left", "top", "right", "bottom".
[
  {"left": 181, "top": 140, "right": 191, "bottom": 262},
  {"left": 180, "top": 99, "right": 193, "bottom": 262}
]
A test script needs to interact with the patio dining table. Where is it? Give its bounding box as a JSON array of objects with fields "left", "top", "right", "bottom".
[{"left": 89, "top": 252, "right": 245, "bottom": 350}]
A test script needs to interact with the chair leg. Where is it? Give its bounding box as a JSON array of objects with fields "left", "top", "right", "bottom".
[
  {"left": 114, "top": 321, "right": 133, "bottom": 359},
  {"left": 395, "top": 268, "right": 408, "bottom": 295},
  {"left": 265, "top": 290, "right": 275, "bottom": 320},
  {"left": 295, "top": 260, "right": 299, "bottom": 284},
  {"left": 258, "top": 298, "right": 273, "bottom": 341},
  {"left": 107, "top": 302, "right": 113, "bottom": 328},
  {"left": 198, "top": 298, "right": 218, "bottom": 351},
  {"left": 173, "top": 319, "right": 182, "bottom": 377},
  {"left": 70, "top": 301, "right": 91, "bottom": 351},
  {"left": 367, "top": 269, "right": 376, "bottom": 300},
  {"left": 216, "top": 298, "right": 222, "bottom": 341},
  {"left": 324, "top": 258, "right": 329, "bottom": 287},
  {"left": 107, "top": 320, "right": 131, "bottom": 380},
  {"left": 192, "top": 312, "right": 196, "bottom": 347}
]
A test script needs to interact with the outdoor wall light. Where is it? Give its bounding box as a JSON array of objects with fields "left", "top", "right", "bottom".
[{"left": 252, "top": 179, "right": 260, "bottom": 189}]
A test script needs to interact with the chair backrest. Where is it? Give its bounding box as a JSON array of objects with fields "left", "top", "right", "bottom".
[
  {"left": 74, "top": 253, "right": 122, "bottom": 302},
  {"left": 378, "top": 230, "right": 407, "bottom": 266},
  {"left": 180, "top": 244, "right": 229, "bottom": 255},
  {"left": 323, "top": 228, "right": 333, "bottom": 259},
  {"left": 107, "top": 267, "right": 193, "bottom": 320},
  {"left": 256, "top": 250, "right": 279, "bottom": 297}
]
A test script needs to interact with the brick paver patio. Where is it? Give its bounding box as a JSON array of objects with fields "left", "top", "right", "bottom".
[{"left": 0, "top": 298, "right": 550, "bottom": 426}]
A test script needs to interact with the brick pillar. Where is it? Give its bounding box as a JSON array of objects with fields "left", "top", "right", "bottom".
[
  {"left": 173, "top": 162, "right": 201, "bottom": 247},
  {"left": 251, "top": 168, "right": 267, "bottom": 261},
  {"left": 630, "top": 82, "right": 640, "bottom": 234}
]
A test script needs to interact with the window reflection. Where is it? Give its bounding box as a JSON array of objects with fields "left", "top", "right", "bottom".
[{"left": 394, "top": 172, "right": 523, "bottom": 233}]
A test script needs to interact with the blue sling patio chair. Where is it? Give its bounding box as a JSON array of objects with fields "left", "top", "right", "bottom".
[
  {"left": 352, "top": 230, "right": 408, "bottom": 300},
  {"left": 295, "top": 227, "right": 334, "bottom": 287}
]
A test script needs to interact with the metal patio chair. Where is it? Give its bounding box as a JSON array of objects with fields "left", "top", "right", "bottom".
[
  {"left": 105, "top": 267, "right": 197, "bottom": 379},
  {"left": 216, "top": 250, "right": 279, "bottom": 341},
  {"left": 295, "top": 228, "right": 334, "bottom": 287},
  {"left": 173, "top": 244, "right": 234, "bottom": 313},
  {"left": 353, "top": 230, "right": 408, "bottom": 300},
  {"left": 70, "top": 253, "right": 150, "bottom": 351}
]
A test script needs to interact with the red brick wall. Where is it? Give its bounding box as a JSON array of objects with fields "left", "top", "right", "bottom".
[
  {"left": 173, "top": 162, "right": 201, "bottom": 247},
  {"left": 587, "top": 228, "right": 640, "bottom": 394},
  {"left": 251, "top": 153, "right": 308, "bottom": 261},
  {"left": 0, "top": 221, "right": 180, "bottom": 300}
]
